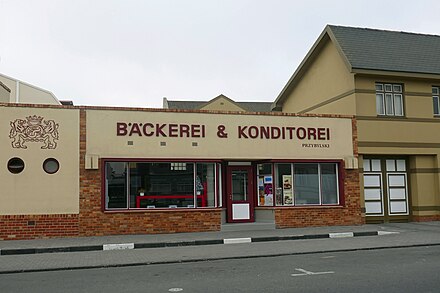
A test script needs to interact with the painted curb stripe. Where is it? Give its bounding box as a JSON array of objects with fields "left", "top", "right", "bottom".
[
  {"left": 224, "top": 238, "right": 252, "bottom": 244},
  {"left": 103, "top": 243, "right": 134, "bottom": 251},
  {"left": 329, "top": 232, "right": 354, "bottom": 238},
  {"left": 0, "top": 231, "right": 389, "bottom": 256},
  {"left": 378, "top": 231, "right": 400, "bottom": 236}
]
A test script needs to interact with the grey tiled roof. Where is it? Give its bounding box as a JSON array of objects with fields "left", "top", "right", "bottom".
[
  {"left": 166, "top": 100, "right": 273, "bottom": 112},
  {"left": 329, "top": 25, "right": 440, "bottom": 75},
  {"left": 166, "top": 101, "right": 206, "bottom": 110},
  {"left": 236, "top": 102, "right": 273, "bottom": 112}
]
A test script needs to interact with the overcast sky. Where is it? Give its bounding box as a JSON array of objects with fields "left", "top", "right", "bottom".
[{"left": 1, "top": 0, "right": 440, "bottom": 107}]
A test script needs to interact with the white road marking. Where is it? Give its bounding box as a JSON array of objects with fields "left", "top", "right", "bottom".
[
  {"left": 102, "top": 243, "right": 135, "bottom": 250},
  {"left": 223, "top": 238, "right": 252, "bottom": 244},
  {"left": 329, "top": 232, "right": 354, "bottom": 238},
  {"left": 378, "top": 231, "right": 400, "bottom": 236},
  {"left": 168, "top": 288, "right": 183, "bottom": 292},
  {"left": 291, "top": 268, "right": 334, "bottom": 277},
  {"left": 321, "top": 256, "right": 335, "bottom": 259}
]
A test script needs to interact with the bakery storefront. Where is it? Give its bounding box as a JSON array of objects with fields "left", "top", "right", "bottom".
[{"left": 0, "top": 104, "right": 363, "bottom": 240}]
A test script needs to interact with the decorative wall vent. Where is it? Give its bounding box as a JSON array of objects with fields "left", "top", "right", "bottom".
[{"left": 9, "top": 115, "right": 59, "bottom": 149}]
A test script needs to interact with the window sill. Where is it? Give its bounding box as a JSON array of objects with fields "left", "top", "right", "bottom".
[
  {"left": 376, "top": 115, "right": 406, "bottom": 119},
  {"left": 104, "top": 207, "right": 221, "bottom": 213},
  {"left": 256, "top": 205, "right": 344, "bottom": 209}
]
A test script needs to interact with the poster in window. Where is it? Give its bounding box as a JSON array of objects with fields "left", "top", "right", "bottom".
[
  {"left": 264, "top": 176, "right": 273, "bottom": 184},
  {"left": 264, "top": 176, "right": 273, "bottom": 206},
  {"left": 283, "top": 175, "right": 293, "bottom": 205},
  {"left": 258, "top": 176, "right": 265, "bottom": 206}
]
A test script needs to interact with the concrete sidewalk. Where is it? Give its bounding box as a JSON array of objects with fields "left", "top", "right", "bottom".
[{"left": 1, "top": 221, "right": 439, "bottom": 255}]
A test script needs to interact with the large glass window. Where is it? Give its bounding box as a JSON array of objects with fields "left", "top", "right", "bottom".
[
  {"left": 257, "top": 163, "right": 273, "bottom": 206},
  {"left": 130, "top": 162, "right": 194, "bottom": 208},
  {"left": 266, "top": 162, "right": 340, "bottom": 206},
  {"left": 376, "top": 83, "right": 404, "bottom": 116},
  {"left": 105, "top": 162, "right": 128, "bottom": 209},
  {"left": 294, "top": 164, "right": 320, "bottom": 205},
  {"left": 321, "top": 163, "right": 338, "bottom": 204},
  {"left": 196, "top": 163, "right": 216, "bottom": 207},
  {"left": 275, "top": 164, "right": 293, "bottom": 205},
  {"left": 105, "top": 161, "right": 221, "bottom": 210}
]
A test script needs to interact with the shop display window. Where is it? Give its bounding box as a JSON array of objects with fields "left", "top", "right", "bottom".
[
  {"left": 129, "top": 162, "right": 194, "bottom": 208},
  {"left": 275, "top": 164, "right": 293, "bottom": 205},
  {"left": 257, "top": 163, "right": 273, "bottom": 206},
  {"left": 320, "top": 163, "right": 338, "bottom": 204},
  {"left": 105, "top": 162, "right": 128, "bottom": 209},
  {"left": 105, "top": 161, "right": 220, "bottom": 210},
  {"left": 262, "top": 162, "right": 340, "bottom": 206},
  {"left": 294, "top": 164, "right": 320, "bottom": 204},
  {"left": 196, "top": 163, "right": 217, "bottom": 207}
]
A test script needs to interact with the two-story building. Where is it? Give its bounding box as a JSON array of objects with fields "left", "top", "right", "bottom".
[
  {"left": 273, "top": 25, "right": 440, "bottom": 223},
  {"left": 2, "top": 24, "right": 440, "bottom": 240}
]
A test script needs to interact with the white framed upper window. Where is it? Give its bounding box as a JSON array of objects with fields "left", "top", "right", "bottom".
[
  {"left": 433, "top": 86, "right": 440, "bottom": 116},
  {"left": 376, "top": 83, "right": 404, "bottom": 116}
]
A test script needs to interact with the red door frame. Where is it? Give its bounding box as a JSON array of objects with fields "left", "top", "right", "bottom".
[{"left": 226, "top": 166, "right": 255, "bottom": 223}]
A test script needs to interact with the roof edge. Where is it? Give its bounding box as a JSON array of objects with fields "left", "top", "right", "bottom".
[
  {"left": 273, "top": 25, "right": 355, "bottom": 109},
  {"left": 352, "top": 68, "right": 440, "bottom": 79},
  {"left": 0, "top": 80, "right": 11, "bottom": 92},
  {"left": 273, "top": 26, "right": 331, "bottom": 108},
  {"left": 0, "top": 72, "right": 61, "bottom": 105}
]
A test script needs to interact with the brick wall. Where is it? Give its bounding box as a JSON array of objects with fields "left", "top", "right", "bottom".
[
  {"left": 78, "top": 110, "right": 221, "bottom": 236},
  {"left": 274, "top": 168, "right": 364, "bottom": 228},
  {"left": 0, "top": 214, "right": 79, "bottom": 240},
  {"left": 412, "top": 215, "right": 440, "bottom": 222},
  {"left": 0, "top": 106, "right": 360, "bottom": 240}
]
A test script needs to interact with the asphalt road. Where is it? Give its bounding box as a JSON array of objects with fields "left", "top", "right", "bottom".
[{"left": 1, "top": 245, "right": 439, "bottom": 293}]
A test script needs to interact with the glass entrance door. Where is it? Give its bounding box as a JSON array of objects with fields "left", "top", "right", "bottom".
[{"left": 226, "top": 166, "right": 254, "bottom": 223}]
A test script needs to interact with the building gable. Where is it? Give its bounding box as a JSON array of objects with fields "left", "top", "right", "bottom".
[
  {"left": 198, "top": 94, "right": 246, "bottom": 111},
  {"left": 277, "top": 32, "right": 355, "bottom": 114}
]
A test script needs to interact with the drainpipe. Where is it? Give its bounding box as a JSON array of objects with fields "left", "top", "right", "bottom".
[{"left": 15, "top": 80, "right": 20, "bottom": 103}]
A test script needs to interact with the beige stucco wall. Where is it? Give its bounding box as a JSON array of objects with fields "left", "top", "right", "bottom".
[
  {"left": 0, "top": 85, "right": 9, "bottom": 103},
  {"left": 18, "top": 82, "right": 60, "bottom": 105},
  {"left": 355, "top": 75, "right": 440, "bottom": 156},
  {"left": 355, "top": 75, "right": 437, "bottom": 119},
  {"left": 309, "top": 93, "right": 356, "bottom": 115},
  {"left": 408, "top": 156, "right": 439, "bottom": 210},
  {"left": 199, "top": 97, "right": 245, "bottom": 112},
  {"left": 0, "top": 106, "right": 79, "bottom": 215},
  {"left": 0, "top": 74, "right": 60, "bottom": 105},
  {"left": 354, "top": 75, "right": 440, "bottom": 217},
  {"left": 86, "top": 110, "right": 354, "bottom": 160},
  {"left": 281, "top": 39, "right": 355, "bottom": 114},
  {"left": 357, "top": 120, "right": 440, "bottom": 147}
]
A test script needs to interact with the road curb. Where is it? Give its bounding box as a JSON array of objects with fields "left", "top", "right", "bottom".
[{"left": 0, "top": 230, "right": 383, "bottom": 256}]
